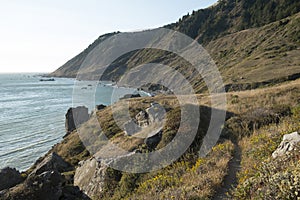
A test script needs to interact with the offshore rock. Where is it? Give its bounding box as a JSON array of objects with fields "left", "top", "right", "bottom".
[{"left": 65, "top": 106, "right": 89, "bottom": 134}]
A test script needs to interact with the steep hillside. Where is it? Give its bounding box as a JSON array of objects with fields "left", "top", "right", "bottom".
[
  {"left": 107, "top": 12, "right": 300, "bottom": 92},
  {"left": 49, "top": 0, "right": 300, "bottom": 92},
  {"left": 50, "top": 11, "right": 300, "bottom": 93},
  {"left": 167, "top": 0, "right": 300, "bottom": 44},
  {"left": 2, "top": 79, "right": 299, "bottom": 199},
  {"left": 206, "top": 12, "right": 300, "bottom": 90},
  {"left": 50, "top": 32, "right": 118, "bottom": 78}
]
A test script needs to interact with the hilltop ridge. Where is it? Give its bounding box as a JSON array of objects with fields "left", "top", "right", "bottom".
[{"left": 49, "top": 0, "right": 300, "bottom": 92}]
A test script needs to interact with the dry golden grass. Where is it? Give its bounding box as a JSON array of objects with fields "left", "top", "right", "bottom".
[
  {"left": 22, "top": 78, "right": 299, "bottom": 200},
  {"left": 126, "top": 140, "right": 235, "bottom": 200},
  {"left": 124, "top": 79, "right": 300, "bottom": 116},
  {"left": 225, "top": 79, "right": 300, "bottom": 114},
  {"left": 206, "top": 12, "right": 300, "bottom": 86},
  {"left": 232, "top": 110, "right": 300, "bottom": 199},
  {"left": 179, "top": 141, "right": 235, "bottom": 199}
]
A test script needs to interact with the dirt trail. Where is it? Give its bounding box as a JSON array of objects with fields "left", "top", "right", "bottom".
[{"left": 212, "top": 143, "right": 241, "bottom": 200}]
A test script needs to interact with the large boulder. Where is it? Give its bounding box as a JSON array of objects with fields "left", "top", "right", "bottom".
[
  {"left": 146, "top": 103, "right": 165, "bottom": 123},
  {"left": 74, "top": 152, "right": 135, "bottom": 198},
  {"left": 1, "top": 170, "right": 90, "bottom": 200},
  {"left": 0, "top": 167, "right": 23, "bottom": 191},
  {"left": 65, "top": 106, "right": 89, "bottom": 134},
  {"left": 124, "top": 103, "right": 165, "bottom": 137},
  {"left": 272, "top": 132, "right": 300, "bottom": 158},
  {"left": 0, "top": 170, "right": 64, "bottom": 200},
  {"left": 29, "top": 170, "right": 64, "bottom": 199},
  {"left": 29, "top": 152, "right": 71, "bottom": 176},
  {"left": 74, "top": 158, "right": 108, "bottom": 198},
  {"left": 124, "top": 119, "right": 141, "bottom": 136}
]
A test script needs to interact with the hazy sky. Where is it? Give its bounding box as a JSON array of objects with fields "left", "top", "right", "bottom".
[{"left": 0, "top": 0, "right": 218, "bottom": 73}]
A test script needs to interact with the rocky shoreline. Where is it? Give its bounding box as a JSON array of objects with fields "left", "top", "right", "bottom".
[
  {"left": 0, "top": 106, "right": 93, "bottom": 200},
  {"left": 0, "top": 93, "right": 160, "bottom": 199},
  {"left": 0, "top": 87, "right": 299, "bottom": 199}
]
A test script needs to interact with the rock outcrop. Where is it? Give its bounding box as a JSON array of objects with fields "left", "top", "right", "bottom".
[
  {"left": 146, "top": 103, "right": 165, "bottom": 123},
  {"left": 29, "top": 152, "right": 72, "bottom": 176},
  {"left": 272, "top": 132, "right": 300, "bottom": 158},
  {"left": 0, "top": 169, "right": 63, "bottom": 199},
  {"left": 124, "top": 103, "right": 165, "bottom": 137},
  {"left": 26, "top": 170, "right": 64, "bottom": 200},
  {"left": 0, "top": 167, "right": 23, "bottom": 191},
  {"left": 124, "top": 119, "right": 141, "bottom": 136},
  {"left": 96, "top": 104, "right": 106, "bottom": 111},
  {"left": 74, "top": 151, "right": 135, "bottom": 198},
  {"left": 144, "top": 130, "right": 163, "bottom": 149},
  {"left": 0, "top": 153, "right": 89, "bottom": 200},
  {"left": 71, "top": 104, "right": 168, "bottom": 198},
  {"left": 65, "top": 106, "right": 89, "bottom": 134},
  {"left": 74, "top": 158, "right": 109, "bottom": 197},
  {"left": 120, "top": 93, "right": 141, "bottom": 100},
  {"left": 135, "top": 110, "right": 149, "bottom": 127}
]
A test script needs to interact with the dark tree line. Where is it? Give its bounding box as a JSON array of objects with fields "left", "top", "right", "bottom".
[{"left": 165, "top": 0, "right": 300, "bottom": 44}]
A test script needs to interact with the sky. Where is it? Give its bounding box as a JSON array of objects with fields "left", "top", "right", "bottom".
[{"left": 0, "top": 0, "right": 218, "bottom": 73}]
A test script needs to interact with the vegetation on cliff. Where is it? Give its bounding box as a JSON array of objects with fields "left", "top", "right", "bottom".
[{"left": 1, "top": 0, "right": 300, "bottom": 199}]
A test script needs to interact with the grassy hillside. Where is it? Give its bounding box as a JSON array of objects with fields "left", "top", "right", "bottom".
[
  {"left": 206, "top": 12, "right": 300, "bottom": 90},
  {"left": 49, "top": 0, "right": 300, "bottom": 92},
  {"left": 105, "top": 12, "right": 300, "bottom": 92},
  {"left": 167, "top": 0, "right": 300, "bottom": 44},
  {"left": 3, "top": 1, "right": 300, "bottom": 199},
  {"left": 12, "top": 79, "right": 298, "bottom": 200},
  {"left": 232, "top": 108, "right": 300, "bottom": 199},
  {"left": 49, "top": 32, "right": 118, "bottom": 78}
]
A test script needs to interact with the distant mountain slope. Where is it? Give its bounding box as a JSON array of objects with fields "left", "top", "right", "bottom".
[
  {"left": 49, "top": 0, "right": 300, "bottom": 92},
  {"left": 50, "top": 32, "right": 118, "bottom": 78},
  {"left": 167, "top": 0, "right": 300, "bottom": 44},
  {"left": 206, "top": 12, "right": 300, "bottom": 90}
]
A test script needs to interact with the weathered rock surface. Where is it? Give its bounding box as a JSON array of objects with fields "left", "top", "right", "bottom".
[
  {"left": 96, "top": 104, "right": 106, "bottom": 111},
  {"left": 120, "top": 93, "right": 141, "bottom": 100},
  {"left": 29, "top": 152, "right": 72, "bottom": 176},
  {"left": 0, "top": 167, "right": 23, "bottom": 191},
  {"left": 272, "top": 132, "right": 300, "bottom": 158},
  {"left": 146, "top": 103, "right": 165, "bottom": 123},
  {"left": 0, "top": 170, "right": 64, "bottom": 200},
  {"left": 144, "top": 130, "right": 163, "bottom": 148},
  {"left": 30, "top": 170, "right": 64, "bottom": 199},
  {"left": 124, "top": 103, "right": 165, "bottom": 137},
  {"left": 0, "top": 170, "right": 90, "bottom": 200},
  {"left": 65, "top": 106, "right": 89, "bottom": 134},
  {"left": 124, "top": 119, "right": 141, "bottom": 136},
  {"left": 136, "top": 110, "right": 149, "bottom": 127},
  {"left": 0, "top": 151, "right": 88, "bottom": 200},
  {"left": 74, "top": 151, "right": 135, "bottom": 198},
  {"left": 74, "top": 158, "right": 109, "bottom": 198}
]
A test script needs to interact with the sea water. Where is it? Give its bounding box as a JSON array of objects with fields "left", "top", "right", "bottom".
[{"left": 0, "top": 73, "right": 142, "bottom": 171}]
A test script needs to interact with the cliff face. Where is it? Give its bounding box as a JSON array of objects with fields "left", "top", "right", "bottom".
[{"left": 2, "top": 1, "right": 300, "bottom": 199}]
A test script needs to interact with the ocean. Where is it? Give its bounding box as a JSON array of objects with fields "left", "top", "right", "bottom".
[{"left": 0, "top": 73, "right": 142, "bottom": 171}]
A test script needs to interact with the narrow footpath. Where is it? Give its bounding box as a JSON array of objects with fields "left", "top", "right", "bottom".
[{"left": 212, "top": 142, "right": 241, "bottom": 200}]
